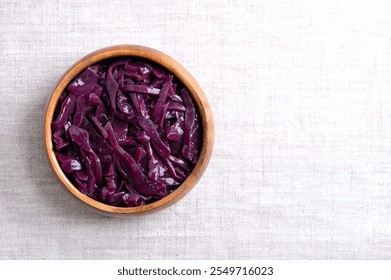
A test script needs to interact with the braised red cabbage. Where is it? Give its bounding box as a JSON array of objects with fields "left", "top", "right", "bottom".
[{"left": 52, "top": 57, "right": 202, "bottom": 207}]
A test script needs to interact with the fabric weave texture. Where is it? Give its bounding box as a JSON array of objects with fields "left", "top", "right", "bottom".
[{"left": 1, "top": 0, "right": 391, "bottom": 259}]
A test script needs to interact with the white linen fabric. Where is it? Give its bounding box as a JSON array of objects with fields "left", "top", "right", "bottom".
[{"left": 1, "top": 0, "right": 391, "bottom": 259}]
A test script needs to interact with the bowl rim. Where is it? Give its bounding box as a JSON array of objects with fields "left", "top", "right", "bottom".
[{"left": 44, "top": 45, "right": 214, "bottom": 215}]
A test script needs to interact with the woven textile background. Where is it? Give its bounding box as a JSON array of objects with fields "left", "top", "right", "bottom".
[{"left": 1, "top": 0, "right": 391, "bottom": 259}]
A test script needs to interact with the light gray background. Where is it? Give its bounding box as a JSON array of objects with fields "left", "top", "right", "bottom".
[{"left": 1, "top": 0, "right": 391, "bottom": 259}]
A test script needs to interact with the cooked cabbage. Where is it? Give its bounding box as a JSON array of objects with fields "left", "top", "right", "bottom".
[{"left": 52, "top": 58, "right": 201, "bottom": 207}]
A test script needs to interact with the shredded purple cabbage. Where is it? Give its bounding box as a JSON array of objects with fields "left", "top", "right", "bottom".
[{"left": 52, "top": 57, "right": 202, "bottom": 207}]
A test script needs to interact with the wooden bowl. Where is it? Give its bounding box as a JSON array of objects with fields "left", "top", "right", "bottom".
[{"left": 44, "top": 45, "right": 214, "bottom": 216}]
